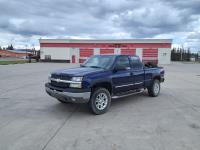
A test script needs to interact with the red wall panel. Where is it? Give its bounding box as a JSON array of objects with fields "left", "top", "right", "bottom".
[
  {"left": 142, "top": 49, "right": 158, "bottom": 64},
  {"left": 143, "top": 49, "right": 158, "bottom": 57},
  {"left": 121, "top": 49, "right": 136, "bottom": 56},
  {"left": 80, "top": 49, "right": 93, "bottom": 57},
  {"left": 143, "top": 60, "right": 158, "bottom": 64},
  {"left": 41, "top": 43, "right": 171, "bottom": 49},
  {"left": 100, "top": 49, "right": 114, "bottom": 54}
]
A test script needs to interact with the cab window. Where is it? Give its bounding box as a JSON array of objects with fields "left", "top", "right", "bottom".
[
  {"left": 130, "top": 57, "right": 143, "bottom": 69},
  {"left": 115, "top": 56, "right": 130, "bottom": 69}
]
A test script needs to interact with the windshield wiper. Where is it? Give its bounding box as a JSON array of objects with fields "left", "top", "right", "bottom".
[
  {"left": 90, "top": 66, "right": 103, "bottom": 69},
  {"left": 80, "top": 64, "right": 86, "bottom": 67}
]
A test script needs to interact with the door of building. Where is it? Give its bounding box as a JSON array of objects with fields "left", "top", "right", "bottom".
[{"left": 72, "top": 55, "right": 76, "bottom": 63}]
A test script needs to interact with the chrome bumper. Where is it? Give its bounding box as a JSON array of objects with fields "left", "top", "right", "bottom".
[{"left": 45, "top": 87, "right": 91, "bottom": 103}]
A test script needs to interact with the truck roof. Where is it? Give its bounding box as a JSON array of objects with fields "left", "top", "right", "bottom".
[
  {"left": 94, "top": 54, "right": 140, "bottom": 57},
  {"left": 93, "top": 54, "right": 140, "bottom": 60}
]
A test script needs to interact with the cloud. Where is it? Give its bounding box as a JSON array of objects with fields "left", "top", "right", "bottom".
[{"left": 0, "top": 0, "right": 199, "bottom": 51}]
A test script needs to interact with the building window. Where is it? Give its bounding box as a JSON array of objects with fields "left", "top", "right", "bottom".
[
  {"left": 45, "top": 55, "right": 51, "bottom": 60},
  {"left": 163, "top": 53, "right": 167, "bottom": 56}
]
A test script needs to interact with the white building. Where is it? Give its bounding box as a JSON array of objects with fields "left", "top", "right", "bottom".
[{"left": 40, "top": 39, "right": 172, "bottom": 64}]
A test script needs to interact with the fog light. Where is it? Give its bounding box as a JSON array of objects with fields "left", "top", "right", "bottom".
[
  {"left": 71, "top": 98, "right": 76, "bottom": 101},
  {"left": 69, "top": 83, "right": 82, "bottom": 88}
]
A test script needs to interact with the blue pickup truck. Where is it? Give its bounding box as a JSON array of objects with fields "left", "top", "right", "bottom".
[{"left": 45, "top": 55, "right": 164, "bottom": 114}]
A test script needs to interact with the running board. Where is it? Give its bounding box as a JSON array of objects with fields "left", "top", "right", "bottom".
[{"left": 112, "top": 89, "right": 144, "bottom": 99}]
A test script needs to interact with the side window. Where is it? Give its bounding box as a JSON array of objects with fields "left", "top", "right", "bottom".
[
  {"left": 130, "top": 57, "right": 143, "bottom": 69},
  {"left": 116, "top": 56, "right": 130, "bottom": 69}
]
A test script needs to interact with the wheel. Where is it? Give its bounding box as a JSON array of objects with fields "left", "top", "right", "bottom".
[
  {"left": 89, "top": 88, "right": 111, "bottom": 115},
  {"left": 56, "top": 98, "right": 71, "bottom": 103},
  {"left": 148, "top": 79, "right": 160, "bottom": 97}
]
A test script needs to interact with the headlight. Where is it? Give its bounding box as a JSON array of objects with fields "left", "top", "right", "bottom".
[
  {"left": 71, "top": 77, "right": 83, "bottom": 82},
  {"left": 70, "top": 76, "right": 83, "bottom": 88},
  {"left": 48, "top": 74, "right": 51, "bottom": 83}
]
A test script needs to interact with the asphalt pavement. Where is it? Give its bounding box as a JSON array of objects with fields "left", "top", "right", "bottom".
[{"left": 0, "top": 62, "right": 200, "bottom": 150}]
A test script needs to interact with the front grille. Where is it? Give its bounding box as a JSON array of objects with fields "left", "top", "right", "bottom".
[
  {"left": 51, "top": 74, "right": 71, "bottom": 80},
  {"left": 51, "top": 81, "right": 69, "bottom": 88},
  {"left": 51, "top": 73, "right": 71, "bottom": 88},
  {"left": 61, "top": 75, "right": 71, "bottom": 80}
]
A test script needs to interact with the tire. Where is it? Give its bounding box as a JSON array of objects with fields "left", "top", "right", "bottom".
[
  {"left": 89, "top": 88, "right": 111, "bottom": 115},
  {"left": 148, "top": 79, "right": 160, "bottom": 97}
]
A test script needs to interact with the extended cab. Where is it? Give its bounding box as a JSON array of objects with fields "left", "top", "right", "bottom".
[{"left": 45, "top": 55, "right": 165, "bottom": 114}]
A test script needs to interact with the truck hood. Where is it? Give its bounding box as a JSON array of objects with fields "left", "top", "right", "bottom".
[{"left": 52, "top": 67, "right": 104, "bottom": 76}]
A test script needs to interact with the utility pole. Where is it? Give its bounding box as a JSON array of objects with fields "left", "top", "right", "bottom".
[
  {"left": 32, "top": 44, "right": 35, "bottom": 55},
  {"left": 181, "top": 45, "right": 184, "bottom": 61},
  {"left": 25, "top": 44, "right": 28, "bottom": 59}
]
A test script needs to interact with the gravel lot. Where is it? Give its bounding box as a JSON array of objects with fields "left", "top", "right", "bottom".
[{"left": 0, "top": 62, "right": 200, "bottom": 150}]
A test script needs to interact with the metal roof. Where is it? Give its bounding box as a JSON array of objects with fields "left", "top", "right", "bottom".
[{"left": 39, "top": 39, "right": 172, "bottom": 44}]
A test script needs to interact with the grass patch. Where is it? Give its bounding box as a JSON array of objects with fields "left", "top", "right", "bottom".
[
  {"left": 0, "top": 60, "right": 36, "bottom": 65},
  {"left": 181, "top": 61, "right": 200, "bottom": 64}
]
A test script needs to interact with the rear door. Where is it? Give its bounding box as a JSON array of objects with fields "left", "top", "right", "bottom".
[
  {"left": 112, "top": 56, "right": 133, "bottom": 94},
  {"left": 130, "top": 57, "right": 145, "bottom": 89}
]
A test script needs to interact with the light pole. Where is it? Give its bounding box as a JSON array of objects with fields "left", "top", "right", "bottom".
[
  {"left": 25, "top": 44, "right": 28, "bottom": 59},
  {"left": 181, "top": 45, "right": 184, "bottom": 61}
]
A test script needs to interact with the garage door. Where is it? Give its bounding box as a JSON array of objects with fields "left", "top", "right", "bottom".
[
  {"left": 80, "top": 49, "right": 93, "bottom": 57},
  {"left": 121, "top": 49, "right": 136, "bottom": 56},
  {"left": 142, "top": 49, "right": 158, "bottom": 64},
  {"left": 100, "top": 49, "right": 114, "bottom": 54},
  {"left": 79, "top": 48, "right": 94, "bottom": 63}
]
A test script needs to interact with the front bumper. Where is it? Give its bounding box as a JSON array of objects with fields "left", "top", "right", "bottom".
[
  {"left": 161, "top": 76, "right": 165, "bottom": 82},
  {"left": 45, "top": 83, "right": 91, "bottom": 103}
]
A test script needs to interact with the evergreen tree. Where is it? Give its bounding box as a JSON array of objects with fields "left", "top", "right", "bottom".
[
  {"left": 10, "top": 44, "right": 14, "bottom": 50},
  {"left": 171, "top": 47, "right": 198, "bottom": 62},
  {"left": 171, "top": 48, "right": 174, "bottom": 61},
  {"left": 186, "top": 49, "right": 191, "bottom": 61},
  {"left": 177, "top": 49, "right": 180, "bottom": 61},
  {"left": 182, "top": 49, "right": 185, "bottom": 61},
  {"left": 6, "top": 44, "right": 14, "bottom": 50}
]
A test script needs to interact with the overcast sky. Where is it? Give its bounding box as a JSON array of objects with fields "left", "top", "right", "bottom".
[{"left": 0, "top": 0, "right": 200, "bottom": 51}]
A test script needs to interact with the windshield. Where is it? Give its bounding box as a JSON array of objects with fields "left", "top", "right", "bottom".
[{"left": 82, "top": 55, "right": 116, "bottom": 69}]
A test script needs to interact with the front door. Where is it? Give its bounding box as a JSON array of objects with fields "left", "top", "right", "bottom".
[
  {"left": 112, "top": 56, "right": 133, "bottom": 94},
  {"left": 133, "top": 69, "right": 144, "bottom": 89},
  {"left": 72, "top": 55, "right": 76, "bottom": 63},
  {"left": 130, "top": 56, "right": 145, "bottom": 89}
]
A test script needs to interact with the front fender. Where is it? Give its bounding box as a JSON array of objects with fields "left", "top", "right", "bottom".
[{"left": 82, "top": 71, "right": 113, "bottom": 89}]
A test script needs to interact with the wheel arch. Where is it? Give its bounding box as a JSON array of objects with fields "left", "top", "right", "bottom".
[
  {"left": 91, "top": 81, "right": 113, "bottom": 95},
  {"left": 153, "top": 75, "right": 161, "bottom": 82}
]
